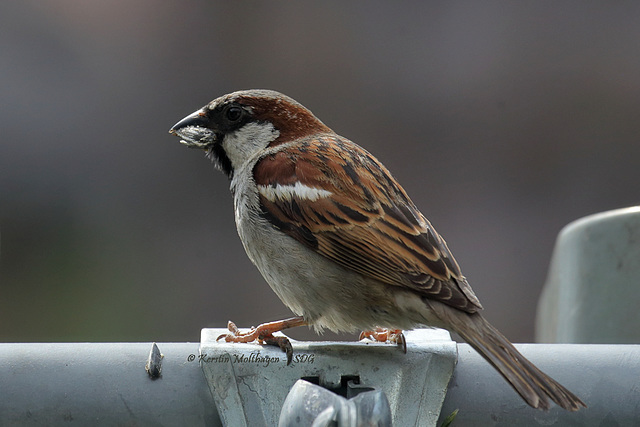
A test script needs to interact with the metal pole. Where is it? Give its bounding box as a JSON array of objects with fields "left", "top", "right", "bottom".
[
  {"left": 439, "top": 342, "right": 640, "bottom": 426},
  {"left": 0, "top": 342, "right": 220, "bottom": 426},
  {"left": 1, "top": 341, "right": 638, "bottom": 426}
]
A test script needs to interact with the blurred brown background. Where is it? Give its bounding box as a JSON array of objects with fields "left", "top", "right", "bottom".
[{"left": 1, "top": 2, "right": 639, "bottom": 343}]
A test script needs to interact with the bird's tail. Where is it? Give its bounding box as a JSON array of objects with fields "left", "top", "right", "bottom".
[{"left": 435, "top": 305, "right": 586, "bottom": 411}]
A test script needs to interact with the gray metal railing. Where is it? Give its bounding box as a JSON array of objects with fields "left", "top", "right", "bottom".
[{"left": 1, "top": 339, "right": 638, "bottom": 426}]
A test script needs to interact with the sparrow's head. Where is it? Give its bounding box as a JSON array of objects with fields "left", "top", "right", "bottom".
[{"left": 169, "top": 89, "right": 332, "bottom": 178}]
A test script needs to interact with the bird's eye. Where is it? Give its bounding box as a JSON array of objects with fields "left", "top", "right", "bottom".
[{"left": 226, "top": 106, "right": 243, "bottom": 122}]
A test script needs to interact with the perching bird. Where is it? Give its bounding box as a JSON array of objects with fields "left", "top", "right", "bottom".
[{"left": 170, "top": 89, "right": 585, "bottom": 411}]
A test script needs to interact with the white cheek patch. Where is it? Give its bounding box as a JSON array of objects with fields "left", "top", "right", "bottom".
[
  {"left": 258, "top": 182, "right": 333, "bottom": 202},
  {"left": 223, "top": 122, "right": 280, "bottom": 168}
]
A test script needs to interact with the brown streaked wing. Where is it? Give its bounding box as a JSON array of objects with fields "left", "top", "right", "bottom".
[{"left": 253, "top": 135, "right": 483, "bottom": 313}]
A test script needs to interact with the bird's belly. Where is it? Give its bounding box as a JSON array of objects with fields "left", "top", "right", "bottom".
[{"left": 235, "top": 211, "right": 432, "bottom": 333}]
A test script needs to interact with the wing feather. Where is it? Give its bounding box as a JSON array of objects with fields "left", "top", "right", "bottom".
[{"left": 253, "top": 135, "right": 483, "bottom": 313}]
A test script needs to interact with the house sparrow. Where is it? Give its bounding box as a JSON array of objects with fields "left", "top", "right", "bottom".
[{"left": 169, "top": 89, "right": 585, "bottom": 411}]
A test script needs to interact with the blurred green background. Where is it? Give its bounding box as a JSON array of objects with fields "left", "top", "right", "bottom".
[{"left": 1, "top": 2, "right": 639, "bottom": 343}]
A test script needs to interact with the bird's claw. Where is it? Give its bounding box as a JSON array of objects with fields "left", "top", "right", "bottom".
[
  {"left": 261, "top": 335, "right": 294, "bottom": 365},
  {"left": 216, "top": 319, "right": 296, "bottom": 364},
  {"left": 216, "top": 321, "right": 260, "bottom": 343},
  {"left": 360, "top": 328, "right": 407, "bottom": 353}
]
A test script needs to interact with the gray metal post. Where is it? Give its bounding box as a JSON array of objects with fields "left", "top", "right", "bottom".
[{"left": 537, "top": 206, "right": 640, "bottom": 343}]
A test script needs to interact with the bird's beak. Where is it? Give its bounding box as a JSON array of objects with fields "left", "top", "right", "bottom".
[{"left": 169, "top": 109, "right": 216, "bottom": 149}]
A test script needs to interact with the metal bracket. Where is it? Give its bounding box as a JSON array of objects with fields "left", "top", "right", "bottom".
[{"left": 199, "top": 328, "right": 457, "bottom": 426}]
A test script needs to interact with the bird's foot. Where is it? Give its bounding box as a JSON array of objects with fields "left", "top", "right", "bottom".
[
  {"left": 217, "top": 316, "right": 306, "bottom": 364},
  {"left": 360, "top": 328, "right": 407, "bottom": 353}
]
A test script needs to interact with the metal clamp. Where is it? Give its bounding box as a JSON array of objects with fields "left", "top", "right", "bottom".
[{"left": 199, "top": 328, "right": 457, "bottom": 426}]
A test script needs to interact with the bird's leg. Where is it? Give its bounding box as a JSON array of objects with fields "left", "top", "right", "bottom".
[
  {"left": 217, "top": 316, "right": 307, "bottom": 364},
  {"left": 360, "top": 328, "right": 407, "bottom": 353}
]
